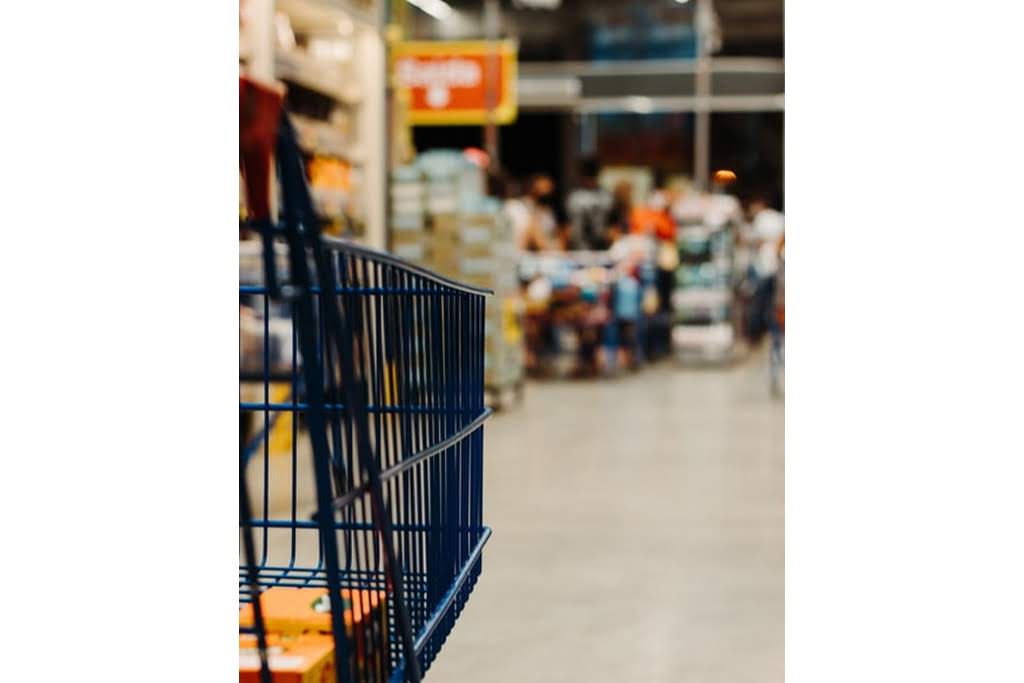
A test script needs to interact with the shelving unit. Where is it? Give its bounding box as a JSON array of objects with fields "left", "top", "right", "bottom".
[
  {"left": 239, "top": 0, "right": 386, "bottom": 248},
  {"left": 274, "top": 50, "right": 364, "bottom": 105},
  {"left": 670, "top": 194, "right": 743, "bottom": 364}
]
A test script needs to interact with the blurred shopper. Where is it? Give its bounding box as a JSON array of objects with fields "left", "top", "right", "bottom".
[
  {"left": 514, "top": 174, "right": 559, "bottom": 252},
  {"left": 644, "top": 171, "right": 680, "bottom": 241},
  {"left": 745, "top": 195, "right": 785, "bottom": 344},
  {"left": 774, "top": 236, "right": 785, "bottom": 331},
  {"left": 607, "top": 180, "right": 634, "bottom": 246},
  {"left": 566, "top": 158, "right": 613, "bottom": 250},
  {"left": 749, "top": 196, "right": 785, "bottom": 275},
  {"left": 496, "top": 172, "right": 530, "bottom": 247},
  {"left": 629, "top": 190, "right": 676, "bottom": 241}
]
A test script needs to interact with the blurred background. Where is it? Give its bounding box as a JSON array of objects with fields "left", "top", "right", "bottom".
[{"left": 241, "top": 0, "right": 783, "bottom": 680}]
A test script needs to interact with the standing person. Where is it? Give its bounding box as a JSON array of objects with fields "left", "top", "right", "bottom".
[
  {"left": 642, "top": 171, "right": 680, "bottom": 242},
  {"left": 606, "top": 180, "right": 634, "bottom": 248},
  {"left": 566, "top": 158, "right": 613, "bottom": 250},
  {"left": 745, "top": 195, "right": 785, "bottom": 344},
  {"left": 514, "top": 174, "right": 558, "bottom": 252},
  {"left": 629, "top": 190, "right": 675, "bottom": 241},
  {"left": 749, "top": 195, "right": 785, "bottom": 281},
  {"left": 497, "top": 174, "right": 530, "bottom": 247},
  {"left": 773, "top": 235, "right": 785, "bottom": 333}
]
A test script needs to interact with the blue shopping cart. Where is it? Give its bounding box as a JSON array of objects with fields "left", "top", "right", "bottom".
[{"left": 239, "top": 78, "right": 492, "bottom": 683}]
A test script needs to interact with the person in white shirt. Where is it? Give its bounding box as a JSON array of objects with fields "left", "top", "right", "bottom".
[
  {"left": 749, "top": 197, "right": 785, "bottom": 278},
  {"left": 745, "top": 196, "right": 785, "bottom": 344},
  {"left": 566, "top": 159, "right": 613, "bottom": 250},
  {"left": 512, "top": 174, "right": 558, "bottom": 252}
]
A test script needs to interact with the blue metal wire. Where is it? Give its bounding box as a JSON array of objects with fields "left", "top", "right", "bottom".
[{"left": 239, "top": 115, "right": 491, "bottom": 682}]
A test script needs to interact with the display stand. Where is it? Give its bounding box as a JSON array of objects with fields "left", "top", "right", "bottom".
[{"left": 670, "top": 194, "right": 742, "bottom": 364}]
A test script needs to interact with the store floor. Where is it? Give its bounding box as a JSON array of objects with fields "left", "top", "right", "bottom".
[
  {"left": 429, "top": 349, "right": 784, "bottom": 683},
  {"left": 248, "top": 348, "right": 783, "bottom": 681}
]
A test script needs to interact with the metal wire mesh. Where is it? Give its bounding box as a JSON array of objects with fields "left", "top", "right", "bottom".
[{"left": 239, "top": 110, "right": 491, "bottom": 683}]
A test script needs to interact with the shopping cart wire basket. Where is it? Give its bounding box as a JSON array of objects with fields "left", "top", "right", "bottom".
[{"left": 239, "top": 77, "right": 492, "bottom": 683}]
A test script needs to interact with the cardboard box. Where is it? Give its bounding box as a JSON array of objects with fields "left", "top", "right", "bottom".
[
  {"left": 457, "top": 241, "right": 493, "bottom": 259},
  {"left": 392, "top": 242, "right": 426, "bottom": 263},
  {"left": 458, "top": 224, "right": 494, "bottom": 244},
  {"left": 391, "top": 226, "right": 425, "bottom": 244},
  {"left": 492, "top": 242, "right": 518, "bottom": 262},
  {"left": 430, "top": 228, "right": 460, "bottom": 248},
  {"left": 426, "top": 197, "right": 458, "bottom": 214},
  {"left": 428, "top": 241, "right": 461, "bottom": 273},
  {"left": 239, "top": 587, "right": 385, "bottom": 635},
  {"left": 239, "top": 633, "right": 335, "bottom": 683},
  {"left": 239, "top": 587, "right": 389, "bottom": 682},
  {"left": 390, "top": 165, "right": 421, "bottom": 183},
  {"left": 390, "top": 184, "right": 423, "bottom": 202},
  {"left": 459, "top": 257, "right": 497, "bottom": 276},
  {"left": 391, "top": 199, "right": 424, "bottom": 216},
  {"left": 391, "top": 213, "right": 424, "bottom": 232},
  {"left": 428, "top": 213, "right": 459, "bottom": 233}
]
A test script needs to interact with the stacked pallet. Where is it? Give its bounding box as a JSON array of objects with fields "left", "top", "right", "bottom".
[
  {"left": 388, "top": 151, "right": 524, "bottom": 407},
  {"left": 389, "top": 164, "right": 428, "bottom": 264},
  {"left": 454, "top": 204, "right": 523, "bottom": 401}
]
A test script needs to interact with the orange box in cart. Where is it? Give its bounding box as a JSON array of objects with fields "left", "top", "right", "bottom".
[
  {"left": 239, "top": 587, "right": 389, "bottom": 682},
  {"left": 239, "top": 633, "right": 335, "bottom": 683}
]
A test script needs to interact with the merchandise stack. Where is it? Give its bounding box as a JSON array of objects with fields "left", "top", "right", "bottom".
[
  {"left": 389, "top": 164, "right": 428, "bottom": 264},
  {"left": 670, "top": 194, "right": 743, "bottom": 363},
  {"left": 456, "top": 203, "right": 523, "bottom": 407},
  {"left": 519, "top": 241, "right": 657, "bottom": 379},
  {"left": 389, "top": 150, "right": 525, "bottom": 408}
]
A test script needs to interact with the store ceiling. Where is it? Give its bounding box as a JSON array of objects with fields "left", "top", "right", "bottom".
[
  {"left": 407, "top": 0, "right": 784, "bottom": 110},
  {"left": 418, "top": 0, "right": 784, "bottom": 57},
  {"left": 712, "top": 0, "right": 784, "bottom": 45}
]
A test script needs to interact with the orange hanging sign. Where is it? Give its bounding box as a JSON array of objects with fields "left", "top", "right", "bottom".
[{"left": 392, "top": 40, "right": 518, "bottom": 125}]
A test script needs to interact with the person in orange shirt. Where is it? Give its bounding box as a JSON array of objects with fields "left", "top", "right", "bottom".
[
  {"left": 629, "top": 183, "right": 676, "bottom": 242},
  {"left": 629, "top": 202, "right": 675, "bottom": 241}
]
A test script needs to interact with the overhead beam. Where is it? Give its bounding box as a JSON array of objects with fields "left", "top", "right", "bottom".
[
  {"left": 518, "top": 56, "right": 783, "bottom": 76},
  {"left": 517, "top": 57, "right": 784, "bottom": 112}
]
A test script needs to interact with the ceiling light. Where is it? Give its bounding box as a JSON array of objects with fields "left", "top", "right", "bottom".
[
  {"left": 407, "top": 0, "right": 454, "bottom": 20},
  {"left": 674, "top": 0, "right": 691, "bottom": 4}
]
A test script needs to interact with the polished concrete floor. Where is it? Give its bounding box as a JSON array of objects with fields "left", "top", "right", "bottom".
[
  {"left": 247, "top": 349, "right": 783, "bottom": 682},
  {"left": 429, "top": 351, "right": 784, "bottom": 682}
]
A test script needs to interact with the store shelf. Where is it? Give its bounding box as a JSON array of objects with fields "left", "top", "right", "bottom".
[
  {"left": 277, "top": 0, "right": 382, "bottom": 33},
  {"left": 311, "top": 187, "right": 351, "bottom": 218},
  {"left": 291, "top": 115, "right": 363, "bottom": 162},
  {"left": 275, "top": 50, "right": 363, "bottom": 105},
  {"left": 672, "top": 287, "right": 731, "bottom": 310},
  {"left": 672, "top": 322, "right": 734, "bottom": 349}
]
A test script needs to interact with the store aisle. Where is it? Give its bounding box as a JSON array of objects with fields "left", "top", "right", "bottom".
[{"left": 430, "top": 352, "right": 784, "bottom": 683}]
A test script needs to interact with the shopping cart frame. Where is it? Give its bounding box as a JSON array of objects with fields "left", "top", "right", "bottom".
[{"left": 240, "top": 78, "right": 493, "bottom": 683}]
